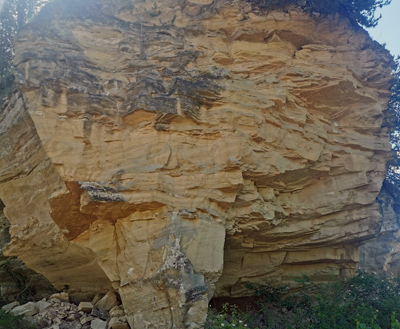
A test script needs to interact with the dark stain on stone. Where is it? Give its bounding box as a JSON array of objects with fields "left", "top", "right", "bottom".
[
  {"left": 185, "top": 286, "right": 208, "bottom": 302},
  {"left": 123, "top": 76, "right": 221, "bottom": 125},
  {"left": 80, "top": 182, "right": 125, "bottom": 202}
]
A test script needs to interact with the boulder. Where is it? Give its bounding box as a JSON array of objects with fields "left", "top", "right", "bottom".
[{"left": 0, "top": 0, "right": 394, "bottom": 327}]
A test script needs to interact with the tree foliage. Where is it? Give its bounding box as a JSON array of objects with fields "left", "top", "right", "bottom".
[
  {"left": 206, "top": 271, "right": 400, "bottom": 329},
  {"left": 249, "top": 0, "right": 391, "bottom": 28},
  {"left": 384, "top": 58, "right": 400, "bottom": 200}
]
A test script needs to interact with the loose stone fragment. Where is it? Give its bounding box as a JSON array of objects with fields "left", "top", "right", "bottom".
[
  {"left": 95, "top": 291, "right": 119, "bottom": 311},
  {"left": 108, "top": 316, "right": 130, "bottom": 329},
  {"left": 1, "top": 301, "right": 19, "bottom": 312},
  {"left": 81, "top": 315, "right": 94, "bottom": 325},
  {"left": 91, "top": 308, "right": 109, "bottom": 320},
  {"left": 78, "top": 302, "right": 94, "bottom": 313},
  {"left": 36, "top": 300, "right": 51, "bottom": 312},
  {"left": 91, "top": 294, "right": 102, "bottom": 306},
  {"left": 109, "top": 305, "right": 124, "bottom": 318},
  {"left": 91, "top": 318, "right": 107, "bottom": 329},
  {"left": 10, "top": 302, "right": 38, "bottom": 316},
  {"left": 50, "top": 292, "right": 70, "bottom": 302}
]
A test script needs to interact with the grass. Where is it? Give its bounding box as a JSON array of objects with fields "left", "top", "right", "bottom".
[{"left": 205, "top": 271, "right": 400, "bottom": 329}]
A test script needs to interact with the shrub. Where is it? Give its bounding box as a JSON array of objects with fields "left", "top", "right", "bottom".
[
  {"left": 206, "top": 271, "right": 400, "bottom": 329},
  {"left": 0, "top": 310, "right": 35, "bottom": 329},
  {"left": 248, "top": 0, "right": 391, "bottom": 28}
]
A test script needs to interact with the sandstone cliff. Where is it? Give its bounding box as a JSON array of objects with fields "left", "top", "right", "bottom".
[{"left": 0, "top": 0, "right": 394, "bottom": 327}]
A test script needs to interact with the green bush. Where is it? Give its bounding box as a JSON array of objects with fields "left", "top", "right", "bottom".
[
  {"left": 206, "top": 271, "right": 400, "bottom": 329},
  {"left": 0, "top": 310, "right": 35, "bottom": 329},
  {"left": 248, "top": 0, "right": 391, "bottom": 28}
]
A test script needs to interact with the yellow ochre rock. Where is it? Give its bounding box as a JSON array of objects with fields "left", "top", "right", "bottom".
[{"left": 0, "top": 0, "right": 394, "bottom": 327}]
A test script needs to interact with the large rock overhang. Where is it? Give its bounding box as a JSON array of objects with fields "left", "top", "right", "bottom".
[{"left": 0, "top": 0, "right": 394, "bottom": 327}]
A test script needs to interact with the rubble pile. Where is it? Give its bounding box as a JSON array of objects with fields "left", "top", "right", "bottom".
[{"left": 1, "top": 291, "right": 129, "bottom": 329}]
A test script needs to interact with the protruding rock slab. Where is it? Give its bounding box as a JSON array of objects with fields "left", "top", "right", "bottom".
[
  {"left": 0, "top": 0, "right": 394, "bottom": 327},
  {"left": 10, "top": 302, "right": 37, "bottom": 317}
]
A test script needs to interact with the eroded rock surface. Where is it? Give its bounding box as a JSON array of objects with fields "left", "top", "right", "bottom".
[
  {"left": 0, "top": 89, "right": 113, "bottom": 300},
  {"left": 0, "top": 0, "right": 394, "bottom": 327},
  {"left": 0, "top": 194, "right": 57, "bottom": 303}
]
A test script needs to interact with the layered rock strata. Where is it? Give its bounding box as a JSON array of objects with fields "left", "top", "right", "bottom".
[
  {"left": 0, "top": 201, "right": 56, "bottom": 303},
  {"left": 1, "top": 89, "right": 114, "bottom": 301},
  {"left": 0, "top": 0, "right": 394, "bottom": 327}
]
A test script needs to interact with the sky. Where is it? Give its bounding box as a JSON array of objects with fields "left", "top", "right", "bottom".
[{"left": 367, "top": 0, "right": 400, "bottom": 58}]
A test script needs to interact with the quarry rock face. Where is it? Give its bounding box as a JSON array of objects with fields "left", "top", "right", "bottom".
[{"left": 0, "top": 0, "right": 394, "bottom": 327}]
